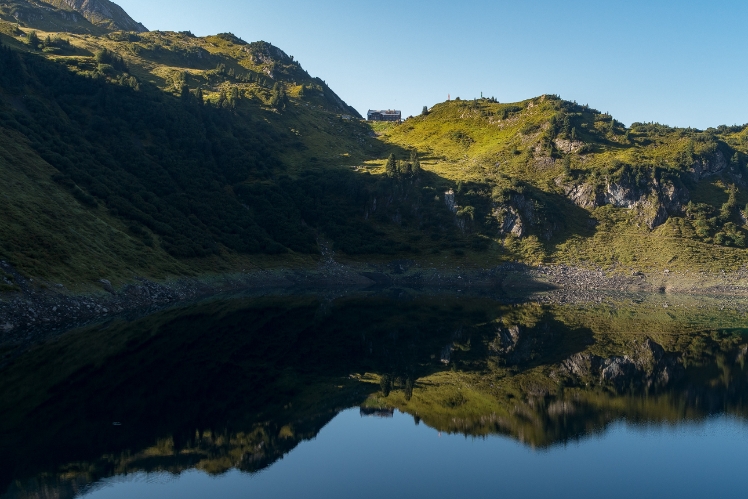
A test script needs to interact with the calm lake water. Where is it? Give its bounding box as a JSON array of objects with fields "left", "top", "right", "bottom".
[{"left": 1, "top": 292, "right": 747, "bottom": 498}]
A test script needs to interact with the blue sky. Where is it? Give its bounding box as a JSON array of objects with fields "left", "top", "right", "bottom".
[{"left": 116, "top": 0, "right": 748, "bottom": 129}]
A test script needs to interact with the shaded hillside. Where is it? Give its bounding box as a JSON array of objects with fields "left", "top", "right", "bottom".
[{"left": 0, "top": 21, "right": 475, "bottom": 286}]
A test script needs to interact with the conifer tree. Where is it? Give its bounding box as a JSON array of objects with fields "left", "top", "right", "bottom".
[
  {"left": 398, "top": 160, "right": 411, "bottom": 176},
  {"left": 270, "top": 82, "right": 286, "bottom": 109},
  {"left": 410, "top": 150, "right": 421, "bottom": 176},
  {"left": 218, "top": 89, "right": 228, "bottom": 108},
  {"left": 229, "top": 86, "right": 239, "bottom": 109},
  {"left": 26, "top": 31, "right": 39, "bottom": 49},
  {"left": 562, "top": 154, "right": 572, "bottom": 175},
  {"left": 385, "top": 153, "right": 397, "bottom": 177},
  {"left": 562, "top": 115, "right": 571, "bottom": 137}
]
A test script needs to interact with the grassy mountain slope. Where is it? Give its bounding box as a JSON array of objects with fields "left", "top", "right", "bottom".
[
  {"left": 2, "top": 0, "right": 748, "bottom": 288},
  {"left": 0, "top": 16, "right": 473, "bottom": 286},
  {"left": 379, "top": 96, "right": 748, "bottom": 271}
]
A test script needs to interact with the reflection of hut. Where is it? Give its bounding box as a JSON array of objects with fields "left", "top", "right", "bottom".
[{"left": 360, "top": 407, "right": 395, "bottom": 418}]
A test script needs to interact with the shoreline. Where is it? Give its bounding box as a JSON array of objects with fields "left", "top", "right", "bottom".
[{"left": 3, "top": 259, "right": 748, "bottom": 354}]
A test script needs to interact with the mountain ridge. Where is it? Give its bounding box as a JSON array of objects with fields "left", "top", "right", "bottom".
[
  {"left": 39, "top": 0, "right": 147, "bottom": 32},
  {"left": 0, "top": 0, "right": 146, "bottom": 33}
]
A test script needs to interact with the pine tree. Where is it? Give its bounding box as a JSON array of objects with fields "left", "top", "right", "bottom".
[
  {"left": 229, "top": 86, "right": 240, "bottom": 109},
  {"left": 410, "top": 150, "right": 421, "bottom": 176},
  {"left": 26, "top": 31, "right": 39, "bottom": 49},
  {"left": 218, "top": 89, "right": 228, "bottom": 108},
  {"left": 385, "top": 153, "right": 397, "bottom": 177},
  {"left": 269, "top": 82, "right": 286, "bottom": 109},
  {"left": 398, "top": 160, "right": 411, "bottom": 176},
  {"left": 562, "top": 115, "right": 571, "bottom": 137},
  {"left": 549, "top": 115, "right": 558, "bottom": 137},
  {"left": 562, "top": 154, "right": 572, "bottom": 175}
]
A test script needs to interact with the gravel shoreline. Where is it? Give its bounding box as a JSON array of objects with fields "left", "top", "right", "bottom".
[{"left": 3, "top": 258, "right": 748, "bottom": 354}]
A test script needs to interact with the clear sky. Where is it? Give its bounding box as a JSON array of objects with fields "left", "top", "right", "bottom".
[{"left": 116, "top": 0, "right": 748, "bottom": 129}]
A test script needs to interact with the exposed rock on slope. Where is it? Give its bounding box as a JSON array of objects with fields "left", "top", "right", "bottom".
[
  {"left": 559, "top": 172, "right": 690, "bottom": 229},
  {"left": 39, "top": 0, "right": 147, "bottom": 32}
]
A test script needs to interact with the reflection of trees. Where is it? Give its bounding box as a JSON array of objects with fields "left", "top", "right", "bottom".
[
  {"left": 0, "top": 295, "right": 498, "bottom": 495},
  {"left": 2, "top": 295, "right": 748, "bottom": 497}
]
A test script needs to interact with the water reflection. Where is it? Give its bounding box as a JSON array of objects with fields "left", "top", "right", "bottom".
[{"left": 1, "top": 292, "right": 747, "bottom": 497}]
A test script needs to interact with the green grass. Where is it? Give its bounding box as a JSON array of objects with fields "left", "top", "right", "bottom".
[
  {"left": 3, "top": 7, "right": 748, "bottom": 283},
  {"left": 375, "top": 96, "right": 748, "bottom": 271}
]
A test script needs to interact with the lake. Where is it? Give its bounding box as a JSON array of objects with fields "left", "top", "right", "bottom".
[{"left": 1, "top": 291, "right": 747, "bottom": 498}]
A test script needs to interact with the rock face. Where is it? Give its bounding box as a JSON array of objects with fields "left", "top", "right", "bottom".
[
  {"left": 493, "top": 205, "right": 524, "bottom": 237},
  {"left": 560, "top": 338, "right": 682, "bottom": 391},
  {"left": 491, "top": 194, "right": 557, "bottom": 240},
  {"left": 444, "top": 189, "right": 457, "bottom": 214},
  {"left": 40, "top": 0, "right": 148, "bottom": 32},
  {"left": 560, "top": 173, "right": 690, "bottom": 229},
  {"left": 690, "top": 150, "right": 728, "bottom": 179},
  {"left": 563, "top": 182, "right": 604, "bottom": 209},
  {"left": 553, "top": 138, "right": 585, "bottom": 154}
]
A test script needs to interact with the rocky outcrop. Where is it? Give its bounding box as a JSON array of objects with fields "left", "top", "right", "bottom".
[
  {"left": 562, "top": 182, "right": 604, "bottom": 209},
  {"left": 492, "top": 205, "right": 524, "bottom": 237},
  {"left": 40, "top": 0, "right": 147, "bottom": 32},
  {"left": 560, "top": 338, "right": 683, "bottom": 391},
  {"left": 444, "top": 189, "right": 457, "bottom": 214},
  {"left": 445, "top": 189, "right": 473, "bottom": 233},
  {"left": 690, "top": 150, "right": 728, "bottom": 179},
  {"left": 491, "top": 194, "right": 557, "bottom": 240},
  {"left": 559, "top": 174, "right": 689, "bottom": 229},
  {"left": 553, "top": 138, "right": 585, "bottom": 154}
]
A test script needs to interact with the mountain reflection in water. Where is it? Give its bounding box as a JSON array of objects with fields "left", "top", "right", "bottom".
[{"left": 1, "top": 292, "right": 747, "bottom": 498}]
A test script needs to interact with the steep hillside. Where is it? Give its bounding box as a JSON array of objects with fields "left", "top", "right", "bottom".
[
  {"left": 2, "top": 0, "right": 748, "bottom": 290},
  {"left": 39, "top": 0, "right": 147, "bottom": 32},
  {"left": 379, "top": 96, "right": 748, "bottom": 271},
  {"left": 0, "top": 18, "right": 474, "bottom": 287},
  {"left": 0, "top": 0, "right": 141, "bottom": 34}
]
